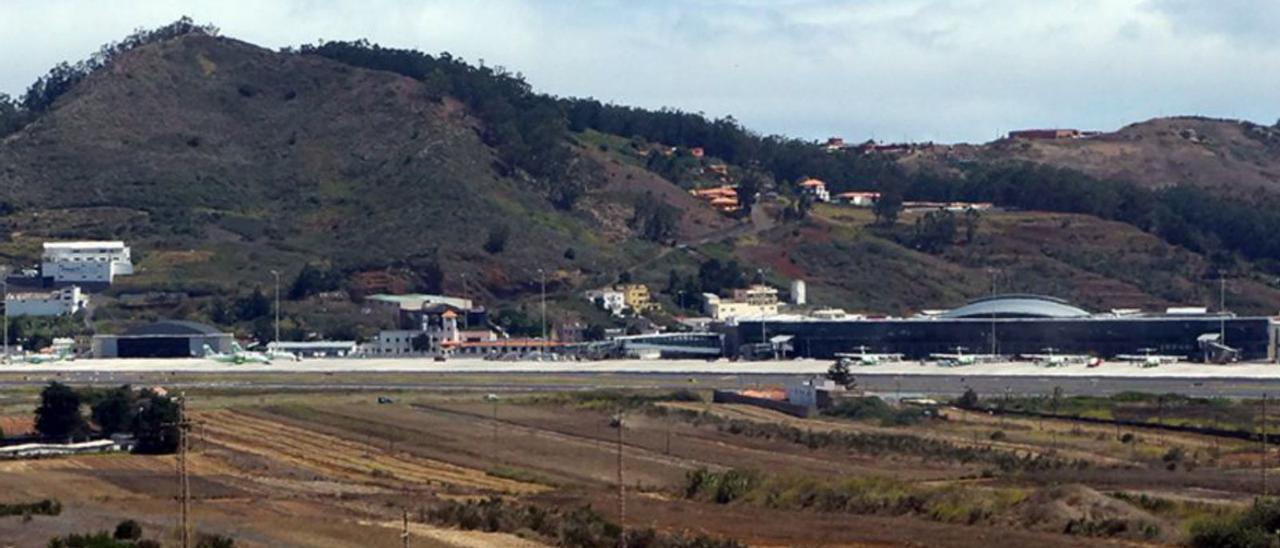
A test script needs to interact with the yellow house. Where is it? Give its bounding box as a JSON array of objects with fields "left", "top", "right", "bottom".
[{"left": 616, "top": 283, "right": 658, "bottom": 312}]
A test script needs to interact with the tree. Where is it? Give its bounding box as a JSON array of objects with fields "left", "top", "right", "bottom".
[
  {"left": 113, "top": 520, "right": 143, "bottom": 541},
  {"left": 963, "top": 208, "right": 982, "bottom": 243},
  {"left": 415, "top": 257, "right": 445, "bottom": 294},
  {"left": 411, "top": 333, "right": 431, "bottom": 353},
  {"left": 91, "top": 386, "right": 136, "bottom": 436},
  {"left": 737, "top": 173, "right": 762, "bottom": 214},
  {"left": 956, "top": 388, "right": 980, "bottom": 409},
  {"left": 911, "top": 210, "right": 958, "bottom": 253},
  {"left": 288, "top": 263, "right": 341, "bottom": 300},
  {"left": 132, "top": 391, "right": 180, "bottom": 454},
  {"left": 234, "top": 289, "right": 271, "bottom": 321},
  {"left": 825, "top": 360, "right": 855, "bottom": 390},
  {"left": 483, "top": 225, "right": 510, "bottom": 254},
  {"left": 630, "top": 196, "right": 681, "bottom": 243},
  {"left": 35, "top": 382, "right": 86, "bottom": 441},
  {"left": 583, "top": 324, "right": 607, "bottom": 341},
  {"left": 873, "top": 188, "right": 903, "bottom": 227}
]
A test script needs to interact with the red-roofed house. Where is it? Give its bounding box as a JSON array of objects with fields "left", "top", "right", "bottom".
[{"left": 798, "top": 178, "right": 830, "bottom": 202}]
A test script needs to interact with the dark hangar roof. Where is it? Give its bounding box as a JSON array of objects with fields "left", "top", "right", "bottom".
[{"left": 122, "top": 320, "right": 226, "bottom": 337}]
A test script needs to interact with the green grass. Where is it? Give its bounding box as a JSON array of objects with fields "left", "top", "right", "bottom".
[{"left": 486, "top": 465, "right": 556, "bottom": 486}]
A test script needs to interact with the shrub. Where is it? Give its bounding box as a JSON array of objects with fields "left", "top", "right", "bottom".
[
  {"left": 989, "top": 430, "right": 1007, "bottom": 441},
  {"left": 483, "top": 225, "right": 510, "bottom": 254},
  {"left": 196, "top": 534, "right": 235, "bottom": 548},
  {"left": 956, "top": 388, "right": 980, "bottom": 409},
  {"left": 0, "top": 499, "right": 61, "bottom": 517},
  {"left": 427, "top": 496, "right": 742, "bottom": 547},
  {"left": 881, "top": 408, "right": 926, "bottom": 427},
  {"left": 113, "top": 520, "right": 142, "bottom": 540},
  {"left": 1189, "top": 498, "right": 1280, "bottom": 548},
  {"left": 824, "top": 397, "right": 892, "bottom": 421}
]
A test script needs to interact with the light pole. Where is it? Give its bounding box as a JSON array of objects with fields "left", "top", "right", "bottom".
[
  {"left": 538, "top": 269, "right": 547, "bottom": 341},
  {"left": 2, "top": 272, "right": 8, "bottom": 362},
  {"left": 1219, "top": 275, "right": 1227, "bottom": 344},
  {"left": 987, "top": 268, "right": 999, "bottom": 356},
  {"left": 270, "top": 270, "right": 280, "bottom": 348},
  {"left": 461, "top": 273, "right": 470, "bottom": 329}
]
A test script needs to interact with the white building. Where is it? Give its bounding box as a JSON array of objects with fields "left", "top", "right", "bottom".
[
  {"left": 41, "top": 241, "right": 134, "bottom": 284},
  {"left": 799, "top": 179, "right": 830, "bottom": 202},
  {"left": 584, "top": 289, "right": 626, "bottom": 316},
  {"left": 266, "top": 341, "right": 358, "bottom": 358},
  {"left": 731, "top": 285, "right": 780, "bottom": 306},
  {"left": 790, "top": 280, "right": 806, "bottom": 306},
  {"left": 702, "top": 287, "right": 781, "bottom": 321},
  {"left": 366, "top": 294, "right": 474, "bottom": 315},
  {"left": 5, "top": 286, "right": 88, "bottom": 317},
  {"left": 834, "top": 191, "right": 881, "bottom": 207},
  {"left": 786, "top": 376, "right": 844, "bottom": 408},
  {"left": 372, "top": 310, "right": 465, "bottom": 355}
]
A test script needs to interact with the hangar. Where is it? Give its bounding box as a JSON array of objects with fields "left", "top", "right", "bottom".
[
  {"left": 735, "top": 294, "right": 1275, "bottom": 361},
  {"left": 92, "top": 320, "right": 234, "bottom": 359}
]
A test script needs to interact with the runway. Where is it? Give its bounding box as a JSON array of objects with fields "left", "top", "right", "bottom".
[
  {"left": 4, "top": 356, "right": 1280, "bottom": 377},
  {"left": 3, "top": 367, "right": 1280, "bottom": 399}
]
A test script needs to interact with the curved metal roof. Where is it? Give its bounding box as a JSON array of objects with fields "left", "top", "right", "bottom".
[
  {"left": 123, "top": 320, "right": 225, "bottom": 337},
  {"left": 940, "top": 294, "right": 1090, "bottom": 319}
]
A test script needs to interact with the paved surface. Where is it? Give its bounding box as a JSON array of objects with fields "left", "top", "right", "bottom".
[
  {"left": 4, "top": 356, "right": 1280, "bottom": 376},
  {"left": 3, "top": 358, "right": 1280, "bottom": 399},
  {"left": 2, "top": 364, "right": 1280, "bottom": 400}
]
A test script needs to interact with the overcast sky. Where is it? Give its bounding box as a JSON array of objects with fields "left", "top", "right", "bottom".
[{"left": 2, "top": 0, "right": 1277, "bottom": 143}]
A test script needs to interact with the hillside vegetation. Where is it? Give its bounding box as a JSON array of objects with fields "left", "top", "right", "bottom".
[{"left": 2, "top": 20, "right": 1280, "bottom": 339}]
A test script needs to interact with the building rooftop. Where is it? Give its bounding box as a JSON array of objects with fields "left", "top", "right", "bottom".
[
  {"left": 121, "top": 320, "right": 227, "bottom": 337},
  {"left": 267, "top": 341, "right": 357, "bottom": 349},
  {"left": 43, "top": 241, "right": 127, "bottom": 250},
  {"left": 939, "top": 294, "right": 1090, "bottom": 319}
]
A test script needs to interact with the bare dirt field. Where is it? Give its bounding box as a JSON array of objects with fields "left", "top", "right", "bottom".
[{"left": 0, "top": 380, "right": 1270, "bottom": 546}]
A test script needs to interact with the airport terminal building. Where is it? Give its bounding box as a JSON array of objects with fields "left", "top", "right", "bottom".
[{"left": 734, "top": 295, "right": 1275, "bottom": 362}]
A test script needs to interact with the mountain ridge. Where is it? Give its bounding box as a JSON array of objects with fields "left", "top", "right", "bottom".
[{"left": 2, "top": 25, "right": 1280, "bottom": 341}]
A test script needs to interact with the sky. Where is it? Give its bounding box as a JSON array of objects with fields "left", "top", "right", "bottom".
[{"left": 1, "top": 0, "right": 1277, "bottom": 143}]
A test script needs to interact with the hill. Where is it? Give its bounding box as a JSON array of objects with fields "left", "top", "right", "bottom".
[
  {"left": 907, "top": 117, "right": 1280, "bottom": 192},
  {"left": 2, "top": 22, "right": 1280, "bottom": 342},
  {"left": 0, "top": 30, "right": 732, "bottom": 338}
]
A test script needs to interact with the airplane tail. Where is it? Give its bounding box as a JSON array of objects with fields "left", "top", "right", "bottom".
[
  {"left": 231, "top": 341, "right": 245, "bottom": 353},
  {"left": 203, "top": 344, "right": 217, "bottom": 358}
]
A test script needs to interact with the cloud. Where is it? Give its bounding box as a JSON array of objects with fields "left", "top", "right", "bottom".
[
  {"left": 1149, "top": 0, "right": 1280, "bottom": 46},
  {"left": 0, "top": 0, "right": 1276, "bottom": 142}
]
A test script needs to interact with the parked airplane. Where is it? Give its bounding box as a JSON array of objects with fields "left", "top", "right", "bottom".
[
  {"left": 263, "top": 348, "right": 302, "bottom": 362},
  {"left": 929, "top": 347, "right": 991, "bottom": 367},
  {"left": 1023, "top": 348, "right": 1090, "bottom": 367},
  {"left": 203, "top": 344, "right": 271, "bottom": 365},
  {"left": 1115, "top": 348, "right": 1182, "bottom": 368},
  {"left": 6, "top": 349, "right": 74, "bottom": 364},
  {"left": 834, "top": 346, "right": 904, "bottom": 366}
]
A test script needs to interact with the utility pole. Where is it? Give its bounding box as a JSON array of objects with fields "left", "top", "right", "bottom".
[
  {"left": 615, "top": 411, "right": 626, "bottom": 548},
  {"left": 538, "top": 269, "right": 547, "bottom": 341},
  {"left": 176, "top": 393, "right": 193, "bottom": 548},
  {"left": 486, "top": 394, "right": 499, "bottom": 469},
  {"left": 270, "top": 270, "right": 281, "bottom": 349},
  {"left": 402, "top": 509, "right": 410, "bottom": 548}
]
